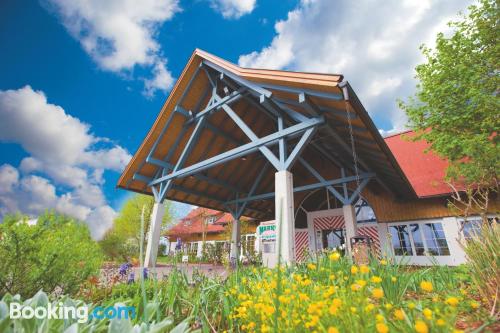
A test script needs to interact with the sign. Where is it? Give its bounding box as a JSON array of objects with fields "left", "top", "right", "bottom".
[
  {"left": 182, "top": 255, "right": 189, "bottom": 263},
  {"left": 258, "top": 221, "right": 276, "bottom": 241}
]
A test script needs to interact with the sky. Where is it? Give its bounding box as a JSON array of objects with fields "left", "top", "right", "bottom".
[{"left": 0, "top": 0, "right": 473, "bottom": 239}]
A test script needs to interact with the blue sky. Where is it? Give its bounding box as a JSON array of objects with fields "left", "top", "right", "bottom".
[{"left": 0, "top": 0, "right": 472, "bottom": 238}]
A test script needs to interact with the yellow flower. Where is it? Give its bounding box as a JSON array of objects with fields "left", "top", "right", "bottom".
[
  {"left": 371, "top": 276, "right": 382, "bottom": 283},
  {"left": 453, "top": 330, "right": 464, "bottom": 333},
  {"left": 415, "top": 320, "right": 428, "bottom": 333},
  {"left": 408, "top": 302, "right": 416, "bottom": 310},
  {"left": 470, "top": 301, "right": 479, "bottom": 309},
  {"left": 372, "top": 288, "right": 384, "bottom": 299},
  {"left": 356, "top": 279, "right": 367, "bottom": 287},
  {"left": 391, "top": 277, "right": 397, "bottom": 282},
  {"left": 360, "top": 265, "right": 370, "bottom": 274},
  {"left": 420, "top": 281, "right": 433, "bottom": 292},
  {"left": 365, "top": 303, "right": 375, "bottom": 312},
  {"left": 376, "top": 322, "right": 389, "bottom": 333},
  {"left": 329, "top": 274, "right": 336, "bottom": 280},
  {"left": 385, "top": 303, "right": 393, "bottom": 310},
  {"left": 324, "top": 286, "right": 336, "bottom": 297},
  {"left": 445, "top": 297, "right": 459, "bottom": 306},
  {"left": 422, "top": 308, "right": 432, "bottom": 320},
  {"left": 328, "top": 327, "right": 339, "bottom": 333},
  {"left": 329, "top": 304, "right": 339, "bottom": 315},
  {"left": 307, "top": 263, "right": 317, "bottom": 270},
  {"left": 376, "top": 314, "right": 385, "bottom": 322},
  {"left": 261, "top": 324, "right": 270, "bottom": 333},
  {"left": 350, "top": 307, "right": 357, "bottom": 313},
  {"left": 351, "top": 283, "right": 362, "bottom": 292},
  {"left": 351, "top": 265, "right": 359, "bottom": 274},
  {"left": 394, "top": 309, "right": 405, "bottom": 320},
  {"left": 436, "top": 319, "right": 446, "bottom": 326},
  {"left": 380, "top": 259, "right": 387, "bottom": 265},
  {"left": 299, "top": 293, "right": 309, "bottom": 301},
  {"left": 332, "top": 298, "right": 342, "bottom": 307},
  {"left": 329, "top": 252, "right": 341, "bottom": 261}
]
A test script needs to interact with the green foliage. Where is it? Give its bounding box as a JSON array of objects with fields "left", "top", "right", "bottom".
[
  {"left": 400, "top": 0, "right": 499, "bottom": 185},
  {"left": 461, "top": 222, "right": 499, "bottom": 317},
  {"left": 100, "top": 195, "right": 174, "bottom": 261},
  {"left": 0, "top": 211, "right": 103, "bottom": 298}
]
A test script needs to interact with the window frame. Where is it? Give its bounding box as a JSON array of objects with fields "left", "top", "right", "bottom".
[{"left": 388, "top": 220, "right": 451, "bottom": 257}]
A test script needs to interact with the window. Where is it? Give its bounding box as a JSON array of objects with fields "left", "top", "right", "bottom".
[
  {"left": 188, "top": 242, "right": 198, "bottom": 255},
  {"left": 409, "top": 224, "right": 425, "bottom": 256},
  {"left": 205, "top": 216, "right": 216, "bottom": 224},
  {"left": 390, "top": 221, "right": 450, "bottom": 257},
  {"left": 242, "top": 235, "right": 256, "bottom": 256},
  {"left": 462, "top": 217, "right": 496, "bottom": 240},
  {"left": 422, "top": 223, "right": 450, "bottom": 256},
  {"left": 389, "top": 225, "right": 413, "bottom": 256},
  {"left": 321, "top": 229, "right": 345, "bottom": 250}
]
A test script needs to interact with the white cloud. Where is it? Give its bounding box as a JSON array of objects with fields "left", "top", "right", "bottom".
[
  {"left": 239, "top": 0, "right": 472, "bottom": 132},
  {"left": 210, "top": 0, "right": 256, "bottom": 19},
  {"left": 143, "top": 59, "right": 175, "bottom": 97},
  {"left": 45, "top": 0, "right": 180, "bottom": 95},
  {"left": 0, "top": 86, "right": 132, "bottom": 239}
]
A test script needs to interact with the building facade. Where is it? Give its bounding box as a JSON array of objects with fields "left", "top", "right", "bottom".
[{"left": 117, "top": 49, "right": 498, "bottom": 268}]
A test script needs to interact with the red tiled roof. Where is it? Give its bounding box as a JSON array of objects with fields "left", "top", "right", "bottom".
[
  {"left": 166, "top": 207, "right": 231, "bottom": 236},
  {"left": 384, "top": 131, "right": 452, "bottom": 197}
]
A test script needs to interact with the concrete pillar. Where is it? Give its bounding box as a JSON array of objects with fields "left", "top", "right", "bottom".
[
  {"left": 230, "top": 218, "right": 241, "bottom": 261},
  {"left": 197, "top": 241, "right": 203, "bottom": 258},
  {"left": 342, "top": 204, "right": 357, "bottom": 254},
  {"left": 275, "top": 170, "right": 295, "bottom": 265},
  {"left": 144, "top": 202, "right": 166, "bottom": 268},
  {"left": 377, "top": 223, "right": 392, "bottom": 258},
  {"left": 442, "top": 217, "right": 468, "bottom": 265}
]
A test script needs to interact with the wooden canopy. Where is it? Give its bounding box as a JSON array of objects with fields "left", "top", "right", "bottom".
[{"left": 117, "top": 49, "right": 416, "bottom": 220}]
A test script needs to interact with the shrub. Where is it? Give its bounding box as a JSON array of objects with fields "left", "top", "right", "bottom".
[
  {"left": 0, "top": 211, "right": 103, "bottom": 298},
  {"left": 461, "top": 221, "right": 499, "bottom": 317}
]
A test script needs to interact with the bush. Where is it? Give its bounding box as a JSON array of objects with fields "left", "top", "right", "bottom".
[
  {"left": 461, "top": 221, "right": 499, "bottom": 317},
  {"left": 0, "top": 211, "right": 103, "bottom": 298}
]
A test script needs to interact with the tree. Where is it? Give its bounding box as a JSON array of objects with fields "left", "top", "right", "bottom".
[
  {"left": 0, "top": 211, "right": 103, "bottom": 298},
  {"left": 400, "top": 0, "right": 499, "bottom": 220},
  {"left": 99, "top": 194, "right": 174, "bottom": 261}
]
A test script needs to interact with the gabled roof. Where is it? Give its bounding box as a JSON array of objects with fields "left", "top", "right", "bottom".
[
  {"left": 166, "top": 207, "right": 236, "bottom": 237},
  {"left": 384, "top": 131, "right": 451, "bottom": 197},
  {"left": 117, "top": 49, "right": 416, "bottom": 219}
]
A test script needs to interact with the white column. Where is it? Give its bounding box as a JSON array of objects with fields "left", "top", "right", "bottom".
[
  {"left": 275, "top": 170, "right": 295, "bottom": 265},
  {"left": 197, "top": 241, "right": 203, "bottom": 258},
  {"left": 377, "top": 223, "right": 392, "bottom": 258},
  {"left": 230, "top": 218, "right": 241, "bottom": 261},
  {"left": 343, "top": 204, "right": 357, "bottom": 254},
  {"left": 144, "top": 202, "right": 166, "bottom": 268},
  {"left": 442, "top": 217, "right": 467, "bottom": 265}
]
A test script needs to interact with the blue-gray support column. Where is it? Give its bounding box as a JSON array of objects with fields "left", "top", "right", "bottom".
[{"left": 158, "top": 114, "right": 208, "bottom": 202}]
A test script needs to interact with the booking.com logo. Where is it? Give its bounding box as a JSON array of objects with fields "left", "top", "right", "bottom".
[{"left": 9, "top": 302, "right": 136, "bottom": 323}]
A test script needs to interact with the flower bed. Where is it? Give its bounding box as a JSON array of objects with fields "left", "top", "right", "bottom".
[{"left": 1, "top": 252, "right": 495, "bottom": 332}]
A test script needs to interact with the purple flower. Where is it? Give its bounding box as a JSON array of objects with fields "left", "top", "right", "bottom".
[
  {"left": 127, "top": 272, "right": 135, "bottom": 284},
  {"left": 143, "top": 268, "right": 148, "bottom": 279},
  {"left": 119, "top": 262, "right": 132, "bottom": 276}
]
